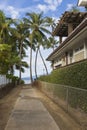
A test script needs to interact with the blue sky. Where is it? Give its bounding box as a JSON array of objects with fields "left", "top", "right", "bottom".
[
  {"left": 0, "top": 0, "right": 85, "bottom": 78},
  {"left": 0, "top": 0, "right": 85, "bottom": 19}
]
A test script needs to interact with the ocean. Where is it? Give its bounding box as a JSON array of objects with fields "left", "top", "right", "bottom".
[
  {"left": 22, "top": 76, "right": 36, "bottom": 84},
  {"left": 22, "top": 77, "right": 31, "bottom": 84}
]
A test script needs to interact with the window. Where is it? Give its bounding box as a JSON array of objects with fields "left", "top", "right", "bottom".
[
  {"left": 75, "top": 45, "right": 84, "bottom": 53},
  {"left": 75, "top": 48, "right": 79, "bottom": 52},
  {"left": 80, "top": 45, "right": 84, "bottom": 50},
  {"left": 69, "top": 52, "right": 73, "bottom": 57},
  {"left": 69, "top": 51, "right": 73, "bottom": 63}
]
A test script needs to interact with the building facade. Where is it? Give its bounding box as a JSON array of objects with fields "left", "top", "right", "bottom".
[{"left": 47, "top": 12, "right": 87, "bottom": 69}]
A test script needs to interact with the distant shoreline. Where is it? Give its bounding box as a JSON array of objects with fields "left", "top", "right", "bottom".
[{"left": 22, "top": 76, "right": 36, "bottom": 84}]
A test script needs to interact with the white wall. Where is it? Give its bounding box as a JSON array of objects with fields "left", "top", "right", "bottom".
[{"left": 0, "top": 75, "right": 11, "bottom": 88}]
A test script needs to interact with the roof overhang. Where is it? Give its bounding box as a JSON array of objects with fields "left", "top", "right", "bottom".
[
  {"left": 53, "top": 27, "right": 87, "bottom": 60},
  {"left": 78, "top": 0, "right": 87, "bottom": 6},
  {"left": 47, "top": 18, "right": 87, "bottom": 61},
  {"left": 52, "top": 11, "right": 87, "bottom": 37}
]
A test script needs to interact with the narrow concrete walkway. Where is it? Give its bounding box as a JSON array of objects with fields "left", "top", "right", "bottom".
[{"left": 5, "top": 86, "right": 60, "bottom": 130}]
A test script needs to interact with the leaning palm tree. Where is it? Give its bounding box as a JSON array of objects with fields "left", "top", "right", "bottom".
[
  {"left": 23, "top": 12, "right": 51, "bottom": 82},
  {"left": 12, "top": 20, "right": 29, "bottom": 83},
  {"left": 34, "top": 32, "right": 48, "bottom": 79}
]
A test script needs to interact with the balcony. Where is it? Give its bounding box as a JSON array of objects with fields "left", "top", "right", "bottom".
[
  {"left": 78, "top": 0, "right": 87, "bottom": 6},
  {"left": 54, "top": 60, "right": 62, "bottom": 68}
]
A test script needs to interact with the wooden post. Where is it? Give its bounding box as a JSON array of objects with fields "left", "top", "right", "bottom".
[
  {"left": 68, "top": 23, "right": 73, "bottom": 35},
  {"left": 66, "top": 52, "right": 68, "bottom": 65},
  {"left": 59, "top": 36, "right": 62, "bottom": 44}
]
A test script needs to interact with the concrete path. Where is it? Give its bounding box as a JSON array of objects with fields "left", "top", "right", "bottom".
[{"left": 5, "top": 86, "right": 60, "bottom": 130}]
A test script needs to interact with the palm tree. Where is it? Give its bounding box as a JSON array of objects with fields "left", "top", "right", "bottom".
[
  {"left": 0, "top": 10, "right": 18, "bottom": 75},
  {"left": 70, "top": 6, "right": 80, "bottom": 12},
  {"left": 0, "top": 10, "right": 6, "bottom": 43},
  {"left": 12, "top": 20, "right": 29, "bottom": 83},
  {"left": 23, "top": 12, "right": 51, "bottom": 82},
  {"left": 31, "top": 30, "right": 48, "bottom": 79},
  {"left": 0, "top": 44, "right": 11, "bottom": 74},
  {"left": 29, "top": 33, "right": 34, "bottom": 83},
  {"left": 0, "top": 10, "right": 14, "bottom": 45},
  {"left": 34, "top": 33, "right": 48, "bottom": 79},
  {"left": 46, "top": 17, "right": 56, "bottom": 33},
  {"left": 37, "top": 18, "right": 58, "bottom": 76},
  {"left": 85, "top": 6, "right": 87, "bottom": 11},
  {"left": 45, "top": 36, "right": 58, "bottom": 50},
  {"left": 0, "top": 11, "right": 30, "bottom": 84}
]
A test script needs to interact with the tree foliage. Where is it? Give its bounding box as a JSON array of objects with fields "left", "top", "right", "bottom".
[
  {"left": 0, "top": 10, "right": 58, "bottom": 83},
  {"left": 0, "top": 10, "right": 29, "bottom": 81}
]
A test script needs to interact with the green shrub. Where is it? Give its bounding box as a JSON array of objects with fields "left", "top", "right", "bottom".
[
  {"left": 20, "top": 79, "right": 25, "bottom": 84},
  {"left": 39, "top": 60, "right": 87, "bottom": 89}
]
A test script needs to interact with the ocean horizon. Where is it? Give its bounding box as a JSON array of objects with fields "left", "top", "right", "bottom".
[
  {"left": 22, "top": 76, "right": 36, "bottom": 84},
  {"left": 22, "top": 77, "right": 31, "bottom": 84},
  {"left": 22, "top": 75, "right": 43, "bottom": 84}
]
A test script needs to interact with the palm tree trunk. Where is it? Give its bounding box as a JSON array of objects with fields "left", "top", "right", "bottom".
[
  {"left": 19, "top": 65, "right": 21, "bottom": 84},
  {"left": 39, "top": 49, "right": 48, "bottom": 75},
  {"left": 30, "top": 44, "right": 33, "bottom": 83},
  {"left": 19, "top": 42, "right": 22, "bottom": 84},
  {"left": 35, "top": 47, "right": 39, "bottom": 79}
]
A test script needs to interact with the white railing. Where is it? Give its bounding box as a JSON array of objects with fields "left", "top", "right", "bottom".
[
  {"left": 0, "top": 75, "right": 11, "bottom": 88},
  {"left": 54, "top": 60, "right": 62, "bottom": 68}
]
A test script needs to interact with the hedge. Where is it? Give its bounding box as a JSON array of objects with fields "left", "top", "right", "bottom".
[{"left": 39, "top": 60, "right": 87, "bottom": 89}]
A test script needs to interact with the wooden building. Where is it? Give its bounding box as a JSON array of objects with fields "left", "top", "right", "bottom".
[{"left": 47, "top": 11, "right": 87, "bottom": 69}]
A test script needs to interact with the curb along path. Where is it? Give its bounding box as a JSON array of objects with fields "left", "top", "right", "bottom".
[{"left": 5, "top": 86, "right": 60, "bottom": 130}]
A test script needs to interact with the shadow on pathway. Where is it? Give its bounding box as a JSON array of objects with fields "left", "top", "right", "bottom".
[{"left": 5, "top": 85, "right": 60, "bottom": 130}]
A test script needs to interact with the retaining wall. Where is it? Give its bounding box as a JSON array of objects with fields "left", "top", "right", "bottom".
[{"left": 34, "top": 80, "right": 87, "bottom": 128}]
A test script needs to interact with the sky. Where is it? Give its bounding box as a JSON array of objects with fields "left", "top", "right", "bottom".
[{"left": 0, "top": 0, "right": 85, "bottom": 78}]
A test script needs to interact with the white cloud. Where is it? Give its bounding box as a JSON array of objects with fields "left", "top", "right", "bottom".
[
  {"left": 7, "top": 6, "right": 19, "bottom": 19},
  {"left": 57, "top": 0, "right": 63, "bottom": 5},
  {"left": 37, "top": 4, "right": 48, "bottom": 12},
  {"left": 0, "top": 0, "right": 63, "bottom": 18},
  {"left": 44, "top": 0, "right": 52, "bottom": 4},
  {"left": 0, "top": 4, "right": 36, "bottom": 18},
  {"left": 52, "top": 16, "right": 60, "bottom": 24},
  {"left": 37, "top": 0, "right": 63, "bottom": 13},
  {"left": 44, "top": 0, "right": 62, "bottom": 5},
  {"left": 0, "top": 2, "right": 20, "bottom": 18},
  {"left": 48, "top": 4, "right": 57, "bottom": 11},
  {"left": 66, "top": 4, "right": 74, "bottom": 10},
  {"left": 33, "top": 0, "right": 40, "bottom": 1}
]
